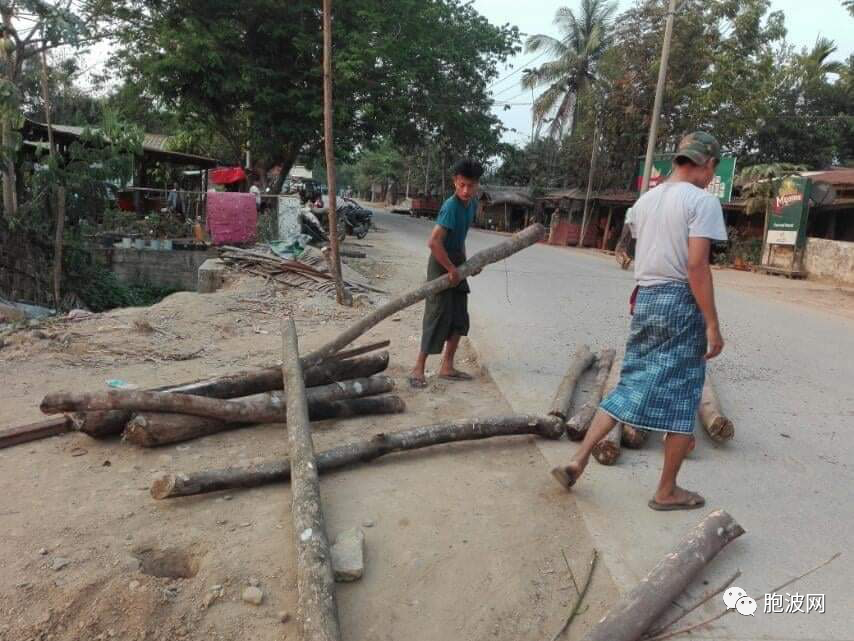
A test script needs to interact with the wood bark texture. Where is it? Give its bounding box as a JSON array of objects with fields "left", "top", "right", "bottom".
[
  {"left": 70, "top": 348, "right": 390, "bottom": 437},
  {"left": 580, "top": 510, "right": 745, "bottom": 641},
  {"left": 125, "top": 394, "right": 405, "bottom": 448},
  {"left": 621, "top": 423, "right": 648, "bottom": 449},
  {"left": 300, "top": 223, "right": 545, "bottom": 368},
  {"left": 44, "top": 376, "right": 392, "bottom": 422},
  {"left": 0, "top": 416, "right": 71, "bottom": 450},
  {"left": 566, "top": 348, "right": 616, "bottom": 440},
  {"left": 698, "top": 374, "right": 734, "bottom": 443},
  {"left": 548, "top": 345, "right": 595, "bottom": 420},
  {"left": 151, "top": 415, "right": 564, "bottom": 499},
  {"left": 592, "top": 353, "right": 624, "bottom": 464},
  {"left": 282, "top": 318, "right": 341, "bottom": 640}
]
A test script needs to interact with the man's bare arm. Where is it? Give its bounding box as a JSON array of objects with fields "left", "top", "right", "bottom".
[
  {"left": 687, "top": 237, "right": 723, "bottom": 359},
  {"left": 427, "top": 225, "right": 460, "bottom": 285}
]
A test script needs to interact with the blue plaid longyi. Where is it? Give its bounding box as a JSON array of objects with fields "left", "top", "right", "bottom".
[{"left": 600, "top": 282, "right": 706, "bottom": 434}]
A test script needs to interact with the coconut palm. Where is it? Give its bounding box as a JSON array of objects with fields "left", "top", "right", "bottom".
[
  {"left": 797, "top": 36, "right": 845, "bottom": 81},
  {"left": 843, "top": 0, "right": 854, "bottom": 18},
  {"left": 521, "top": 0, "right": 617, "bottom": 140}
]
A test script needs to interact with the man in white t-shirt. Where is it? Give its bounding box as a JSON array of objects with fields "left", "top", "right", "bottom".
[{"left": 552, "top": 132, "right": 727, "bottom": 511}]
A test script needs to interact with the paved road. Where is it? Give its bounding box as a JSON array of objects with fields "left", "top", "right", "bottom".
[{"left": 373, "top": 210, "right": 853, "bottom": 640}]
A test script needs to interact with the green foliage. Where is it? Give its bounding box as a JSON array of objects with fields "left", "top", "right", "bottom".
[
  {"left": 66, "top": 254, "right": 180, "bottom": 311},
  {"left": 96, "top": 0, "right": 519, "bottom": 180}
]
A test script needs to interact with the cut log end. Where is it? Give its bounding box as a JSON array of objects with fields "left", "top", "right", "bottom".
[
  {"left": 621, "top": 424, "right": 648, "bottom": 449},
  {"left": 150, "top": 475, "right": 177, "bottom": 500},
  {"left": 592, "top": 440, "right": 620, "bottom": 466},
  {"left": 707, "top": 416, "right": 734, "bottom": 443}
]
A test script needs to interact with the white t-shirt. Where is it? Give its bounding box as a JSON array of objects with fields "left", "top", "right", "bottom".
[
  {"left": 250, "top": 185, "right": 261, "bottom": 207},
  {"left": 628, "top": 181, "right": 727, "bottom": 287}
]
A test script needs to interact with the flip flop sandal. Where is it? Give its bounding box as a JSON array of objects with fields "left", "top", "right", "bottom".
[
  {"left": 551, "top": 466, "right": 578, "bottom": 490},
  {"left": 648, "top": 492, "right": 706, "bottom": 511},
  {"left": 438, "top": 371, "right": 474, "bottom": 381},
  {"left": 408, "top": 376, "right": 428, "bottom": 389}
]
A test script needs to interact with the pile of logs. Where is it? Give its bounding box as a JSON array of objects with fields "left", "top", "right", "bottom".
[{"left": 549, "top": 345, "right": 735, "bottom": 468}]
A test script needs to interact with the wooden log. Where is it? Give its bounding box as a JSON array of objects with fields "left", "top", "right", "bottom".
[
  {"left": 0, "top": 416, "right": 71, "bottom": 450},
  {"left": 592, "top": 353, "right": 624, "bottom": 464},
  {"left": 566, "top": 348, "right": 616, "bottom": 441},
  {"left": 580, "top": 510, "right": 745, "bottom": 641},
  {"left": 43, "top": 376, "right": 394, "bottom": 422},
  {"left": 282, "top": 318, "right": 341, "bottom": 640},
  {"left": 70, "top": 348, "right": 390, "bottom": 437},
  {"left": 301, "top": 223, "right": 545, "bottom": 368},
  {"left": 125, "top": 395, "right": 406, "bottom": 447},
  {"left": 621, "top": 423, "right": 648, "bottom": 449},
  {"left": 151, "top": 415, "right": 565, "bottom": 499},
  {"left": 548, "top": 345, "right": 595, "bottom": 421},
  {"left": 699, "top": 374, "right": 734, "bottom": 443}
]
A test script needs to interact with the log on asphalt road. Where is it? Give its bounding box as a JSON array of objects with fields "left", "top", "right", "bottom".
[
  {"left": 70, "top": 348, "right": 390, "bottom": 437},
  {"left": 0, "top": 416, "right": 71, "bottom": 450},
  {"left": 548, "top": 345, "right": 595, "bottom": 421},
  {"left": 300, "top": 223, "right": 546, "bottom": 369},
  {"left": 699, "top": 373, "right": 734, "bottom": 443},
  {"left": 593, "top": 353, "right": 624, "bottom": 465},
  {"left": 151, "top": 415, "right": 565, "bottom": 499},
  {"left": 282, "top": 318, "right": 340, "bottom": 640},
  {"left": 566, "top": 348, "right": 616, "bottom": 441},
  {"left": 43, "top": 376, "right": 393, "bottom": 423},
  {"left": 125, "top": 395, "right": 406, "bottom": 447},
  {"left": 580, "top": 510, "right": 745, "bottom": 641}
]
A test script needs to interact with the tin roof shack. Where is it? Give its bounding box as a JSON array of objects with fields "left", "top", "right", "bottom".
[
  {"left": 21, "top": 119, "right": 219, "bottom": 217},
  {"left": 477, "top": 188, "right": 535, "bottom": 232},
  {"left": 539, "top": 188, "right": 635, "bottom": 248}
]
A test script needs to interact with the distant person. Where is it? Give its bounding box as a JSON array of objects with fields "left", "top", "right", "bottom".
[
  {"left": 552, "top": 132, "right": 727, "bottom": 511},
  {"left": 250, "top": 180, "right": 263, "bottom": 212},
  {"left": 409, "top": 158, "right": 484, "bottom": 389}
]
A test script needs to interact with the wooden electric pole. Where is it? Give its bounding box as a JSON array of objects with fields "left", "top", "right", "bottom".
[
  {"left": 322, "top": 0, "right": 348, "bottom": 305},
  {"left": 640, "top": 0, "right": 678, "bottom": 194}
]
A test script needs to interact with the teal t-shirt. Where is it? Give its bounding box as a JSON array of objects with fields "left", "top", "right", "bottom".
[{"left": 436, "top": 195, "right": 476, "bottom": 254}]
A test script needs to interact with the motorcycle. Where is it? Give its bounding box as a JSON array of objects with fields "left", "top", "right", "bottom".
[{"left": 337, "top": 197, "right": 372, "bottom": 239}]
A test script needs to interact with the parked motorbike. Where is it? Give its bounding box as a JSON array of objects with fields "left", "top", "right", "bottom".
[{"left": 337, "top": 197, "right": 372, "bottom": 239}]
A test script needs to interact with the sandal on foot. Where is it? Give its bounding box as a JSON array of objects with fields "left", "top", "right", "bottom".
[
  {"left": 438, "top": 371, "right": 474, "bottom": 381},
  {"left": 408, "top": 376, "right": 428, "bottom": 389},
  {"left": 551, "top": 466, "right": 578, "bottom": 490},
  {"left": 648, "top": 492, "right": 705, "bottom": 511}
]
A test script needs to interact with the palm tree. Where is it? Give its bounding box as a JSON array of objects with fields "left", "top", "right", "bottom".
[
  {"left": 797, "top": 36, "right": 845, "bottom": 81},
  {"left": 521, "top": 0, "right": 617, "bottom": 140},
  {"left": 844, "top": 0, "right": 854, "bottom": 18}
]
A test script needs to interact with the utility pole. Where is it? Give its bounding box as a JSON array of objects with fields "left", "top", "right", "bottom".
[
  {"left": 578, "top": 122, "right": 599, "bottom": 248},
  {"left": 322, "top": 0, "right": 348, "bottom": 305},
  {"left": 640, "top": 0, "right": 678, "bottom": 194}
]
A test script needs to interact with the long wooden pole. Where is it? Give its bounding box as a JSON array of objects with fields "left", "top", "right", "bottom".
[
  {"left": 578, "top": 124, "right": 599, "bottom": 247},
  {"left": 301, "top": 223, "right": 545, "bottom": 368},
  {"left": 640, "top": 0, "right": 678, "bottom": 194},
  {"left": 322, "top": 0, "right": 346, "bottom": 306},
  {"left": 283, "top": 319, "right": 341, "bottom": 640}
]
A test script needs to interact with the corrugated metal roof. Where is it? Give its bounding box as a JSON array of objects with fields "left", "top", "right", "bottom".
[{"left": 480, "top": 189, "right": 534, "bottom": 207}]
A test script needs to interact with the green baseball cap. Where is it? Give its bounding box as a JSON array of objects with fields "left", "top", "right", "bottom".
[{"left": 675, "top": 131, "right": 721, "bottom": 165}]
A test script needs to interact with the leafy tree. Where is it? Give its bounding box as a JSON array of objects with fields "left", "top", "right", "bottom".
[
  {"left": 95, "top": 0, "right": 519, "bottom": 190},
  {"left": 521, "top": 0, "right": 617, "bottom": 140}
]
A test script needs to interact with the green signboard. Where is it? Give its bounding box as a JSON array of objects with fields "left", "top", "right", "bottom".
[
  {"left": 766, "top": 176, "right": 812, "bottom": 247},
  {"left": 635, "top": 154, "right": 737, "bottom": 202}
]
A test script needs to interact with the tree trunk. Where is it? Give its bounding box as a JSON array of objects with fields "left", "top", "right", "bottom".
[
  {"left": 282, "top": 318, "right": 341, "bottom": 641},
  {"left": 151, "top": 415, "right": 565, "bottom": 499},
  {"left": 125, "top": 395, "right": 406, "bottom": 447},
  {"left": 580, "top": 511, "right": 745, "bottom": 641},
  {"left": 698, "top": 374, "right": 733, "bottom": 443},
  {"left": 301, "top": 224, "right": 545, "bottom": 369},
  {"left": 621, "top": 424, "right": 648, "bottom": 449},
  {"left": 548, "top": 345, "right": 595, "bottom": 421},
  {"left": 592, "top": 353, "right": 623, "bottom": 463},
  {"left": 566, "top": 348, "right": 616, "bottom": 440},
  {"left": 42, "top": 376, "right": 394, "bottom": 422},
  {"left": 0, "top": 416, "right": 71, "bottom": 450},
  {"left": 0, "top": 9, "right": 19, "bottom": 220},
  {"left": 71, "top": 350, "right": 390, "bottom": 437}
]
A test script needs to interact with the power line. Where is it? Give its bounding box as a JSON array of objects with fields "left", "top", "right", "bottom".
[{"left": 486, "top": 49, "right": 551, "bottom": 90}]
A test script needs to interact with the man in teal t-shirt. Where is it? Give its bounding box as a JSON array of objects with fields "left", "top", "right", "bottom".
[{"left": 408, "top": 159, "right": 483, "bottom": 388}]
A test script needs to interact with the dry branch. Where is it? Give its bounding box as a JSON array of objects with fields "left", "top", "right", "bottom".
[
  {"left": 301, "top": 223, "right": 545, "bottom": 368},
  {"left": 151, "top": 415, "right": 564, "bottom": 499},
  {"left": 580, "top": 510, "right": 745, "bottom": 641},
  {"left": 566, "top": 348, "right": 616, "bottom": 441},
  {"left": 282, "top": 318, "right": 341, "bottom": 640},
  {"left": 43, "top": 376, "right": 393, "bottom": 422},
  {"left": 548, "top": 345, "right": 595, "bottom": 420}
]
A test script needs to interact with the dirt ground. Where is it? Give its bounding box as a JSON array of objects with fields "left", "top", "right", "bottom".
[{"left": 0, "top": 228, "right": 619, "bottom": 641}]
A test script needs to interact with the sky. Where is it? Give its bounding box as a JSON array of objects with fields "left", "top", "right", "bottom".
[{"left": 474, "top": 0, "right": 854, "bottom": 146}]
